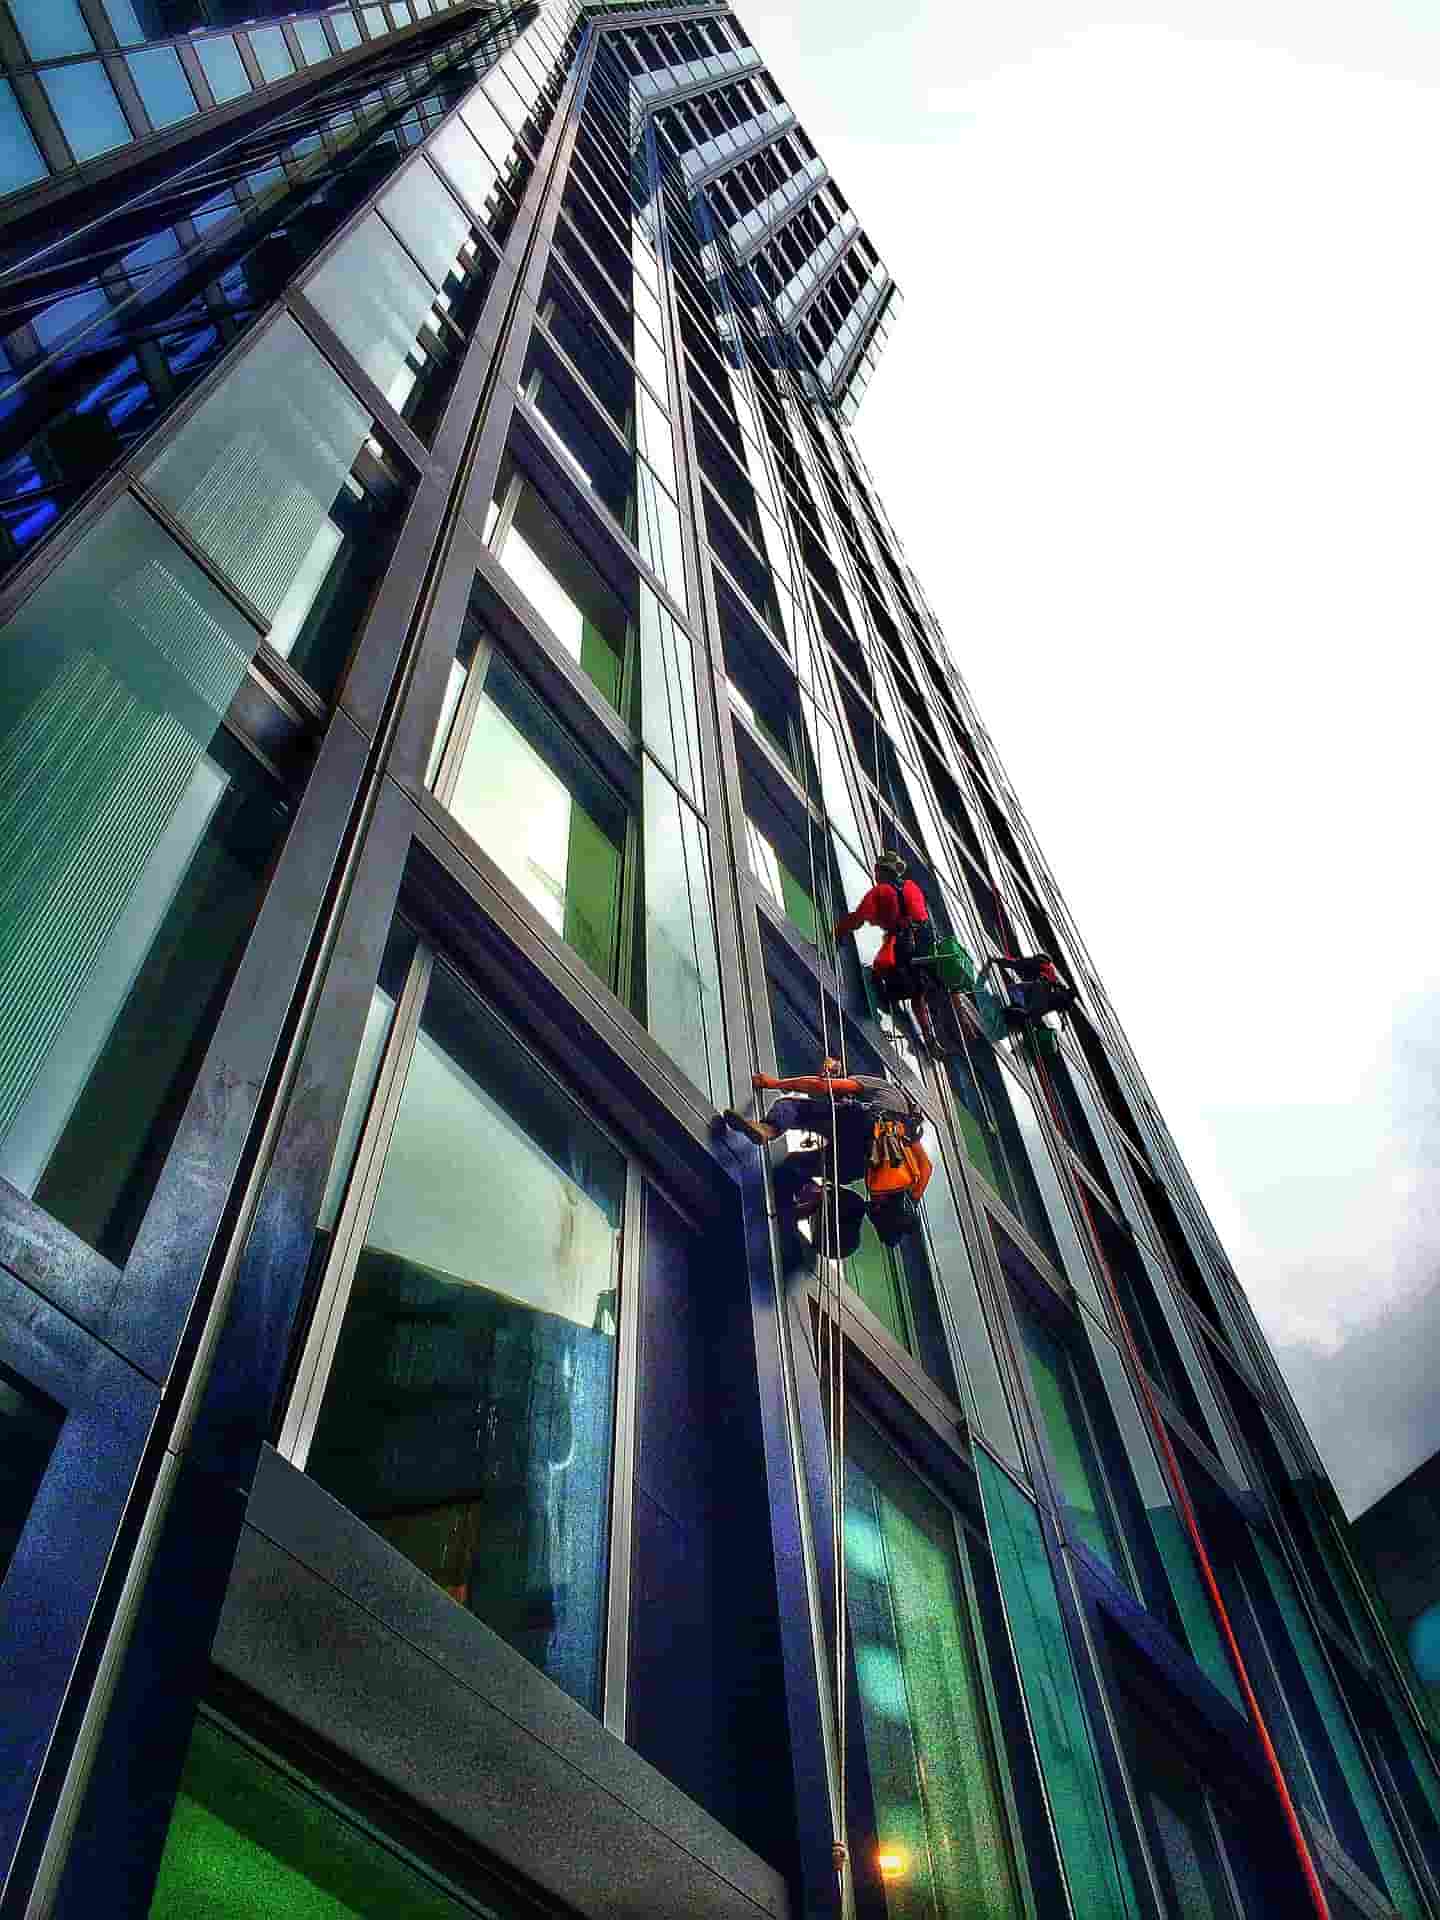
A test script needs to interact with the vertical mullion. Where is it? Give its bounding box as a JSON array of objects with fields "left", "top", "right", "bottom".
[{"left": 603, "top": 1159, "right": 644, "bottom": 1738}]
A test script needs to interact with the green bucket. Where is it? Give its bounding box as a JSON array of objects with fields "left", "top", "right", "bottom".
[{"left": 915, "top": 936, "right": 976, "bottom": 991}]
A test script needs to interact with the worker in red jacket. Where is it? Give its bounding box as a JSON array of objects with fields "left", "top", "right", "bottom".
[{"left": 833, "top": 851, "right": 936, "bottom": 1043}]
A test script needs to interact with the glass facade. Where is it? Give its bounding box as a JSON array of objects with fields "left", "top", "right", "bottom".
[{"left": 1, "top": 7, "right": 1435, "bottom": 1920}]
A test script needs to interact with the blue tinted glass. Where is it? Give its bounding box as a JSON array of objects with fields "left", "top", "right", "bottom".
[
  {"left": 362, "top": 6, "right": 387, "bottom": 35},
  {"left": 123, "top": 229, "right": 182, "bottom": 276},
  {"left": 126, "top": 47, "right": 196, "bottom": 131},
  {"left": 294, "top": 20, "right": 329, "bottom": 63},
  {"left": 196, "top": 35, "right": 251, "bottom": 104},
  {"left": 41, "top": 62, "right": 131, "bottom": 163},
  {"left": 11, "top": 0, "right": 92, "bottom": 60},
  {"left": 100, "top": 0, "right": 146, "bottom": 44},
  {"left": 32, "top": 286, "right": 111, "bottom": 351},
  {"left": 0, "top": 82, "right": 47, "bottom": 194},
  {"left": 332, "top": 14, "right": 362, "bottom": 51},
  {"left": 248, "top": 27, "right": 294, "bottom": 83}
]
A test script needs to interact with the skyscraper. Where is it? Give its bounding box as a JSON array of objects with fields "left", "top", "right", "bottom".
[{"left": 1, "top": 3, "right": 1437, "bottom": 1916}]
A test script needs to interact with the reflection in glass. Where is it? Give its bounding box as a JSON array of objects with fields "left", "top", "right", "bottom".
[
  {"left": 643, "top": 760, "right": 725, "bottom": 1101},
  {"left": 305, "top": 963, "right": 624, "bottom": 1713},
  {"left": 746, "top": 817, "right": 819, "bottom": 943},
  {"left": 145, "top": 316, "right": 406, "bottom": 698},
  {"left": 493, "top": 475, "right": 631, "bottom": 717},
  {"left": 125, "top": 48, "right": 196, "bottom": 131},
  {"left": 196, "top": 36, "right": 251, "bottom": 105},
  {"left": 447, "top": 653, "right": 628, "bottom": 987},
  {"left": 11, "top": 0, "right": 92, "bottom": 59},
  {"left": 1016, "top": 1302, "right": 1132, "bottom": 1586},
  {"left": 845, "top": 1418, "right": 1023, "bottom": 1918}
]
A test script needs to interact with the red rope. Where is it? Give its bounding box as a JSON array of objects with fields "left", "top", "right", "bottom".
[{"left": 1032, "top": 1059, "right": 1332, "bottom": 1920}]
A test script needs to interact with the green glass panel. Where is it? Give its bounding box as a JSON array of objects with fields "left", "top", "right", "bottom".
[
  {"left": 1016, "top": 1306, "right": 1129, "bottom": 1585},
  {"left": 495, "top": 487, "right": 630, "bottom": 722},
  {"left": 846, "top": 1215, "right": 912, "bottom": 1353},
  {"left": 1253, "top": 1534, "right": 1423, "bottom": 1918},
  {"left": 845, "top": 1420, "right": 1022, "bottom": 1917},
  {"left": 976, "top": 1451, "right": 1142, "bottom": 1920},
  {"left": 306, "top": 963, "right": 624, "bottom": 1713},
  {"left": 150, "top": 1718, "right": 514, "bottom": 1917},
  {"left": 1007, "top": 1074, "right": 1102, "bottom": 1311}
]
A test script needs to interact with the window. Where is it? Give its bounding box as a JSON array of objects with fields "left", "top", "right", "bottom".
[
  {"left": 125, "top": 48, "right": 197, "bottom": 131},
  {"left": 144, "top": 315, "right": 410, "bottom": 700},
  {"left": 0, "top": 495, "right": 290, "bottom": 1265},
  {"left": 1011, "top": 1281, "right": 1135, "bottom": 1587},
  {"left": 844, "top": 1417, "right": 1025, "bottom": 1916},
  {"left": 303, "top": 160, "right": 497, "bottom": 441},
  {"left": 1120, "top": 1703, "right": 1259, "bottom": 1918},
  {"left": 0, "top": 82, "right": 46, "bottom": 194},
  {"left": 0, "top": 1366, "right": 62, "bottom": 1588},
  {"left": 746, "top": 814, "right": 823, "bottom": 946},
  {"left": 150, "top": 1714, "right": 534, "bottom": 1916},
  {"left": 196, "top": 36, "right": 252, "bottom": 105},
  {"left": 442, "top": 645, "right": 630, "bottom": 991},
  {"left": 292, "top": 948, "right": 626, "bottom": 1714},
  {"left": 40, "top": 63, "right": 131, "bottom": 163},
  {"left": 488, "top": 465, "right": 632, "bottom": 720},
  {"left": 12, "top": 0, "right": 92, "bottom": 59}
]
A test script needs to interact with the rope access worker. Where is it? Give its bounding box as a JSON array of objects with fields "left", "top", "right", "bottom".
[
  {"left": 833, "top": 851, "right": 937, "bottom": 1045},
  {"left": 720, "top": 1059, "right": 931, "bottom": 1250},
  {"left": 994, "top": 951, "right": 1080, "bottom": 1027}
]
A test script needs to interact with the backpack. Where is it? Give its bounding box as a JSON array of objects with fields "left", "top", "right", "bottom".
[{"left": 864, "top": 1089, "right": 931, "bottom": 1201}]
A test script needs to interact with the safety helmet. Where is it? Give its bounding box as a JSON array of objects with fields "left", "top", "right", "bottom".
[{"left": 873, "top": 850, "right": 907, "bottom": 882}]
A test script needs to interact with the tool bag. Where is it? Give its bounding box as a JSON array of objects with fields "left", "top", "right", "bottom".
[{"left": 865, "top": 1090, "right": 930, "bottom": 1200}]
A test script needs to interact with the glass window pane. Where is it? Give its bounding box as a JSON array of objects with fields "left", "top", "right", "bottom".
[
  {"left": 428, "top": 114, "right": 501, "bottom": 221},
  {"left": 362, "top": 5, "right": 387, "bottom": 36},
  {"left": 380, "top": 159, "right": 469, "bottom": 289},
  {"left": 125, "top": 47, "right": 196, "bottom": 131},
  {"left": 144, "top": 315, "right": 397, "bottom": 700},
  {"left": 0, "top": 82, "right": 47, "bottom": 194},
  {"left": 0, "top": 1366, "right": 62, "bottom": 1588},
  {"left": 11, "top": 0, "right": 92, "bottom": 59},
  {"left": 151, "top": 1716, "right": 529, "bottom": 1917},
  {"left": 638, "top": 583, "right": 700, "bottom": 803},
  {"left": 332, "top": 14, "right": 361, "bottom": 51},
  {"left": 448, "top": 654, "right": 627, "bottom": 987},
  {"left": 294, "top": 19, "right": 329, "bottom": 63},
  {"left": 1016, "top": 1302, "right": 1131, "bottom": 1583},
  {"left": 41, "top": 62, "right": 131, "bottom": 163},
  {"left": 247, "top": 27, "right": 295, "bottom": 84},
  {"left": 642, "top": 759, "right": 725, "bottom": 1102},
  {"left": 845, "top": 1418, "right": 1023, "bottom": 1916},
  {"left": 633, "top": 459, "right": 686, "bottom": 610},
  {"left": 196, "top": 36, "right": 251, "bottom": 104},
  {"left": 976, "top": 1452, "right": 1143, "bottom": 1919},
  {"left": 0, "top": 496, "right": 288, "bottom": 1264},
  {"left": 305, "top": 960, "right": 625, "bottom": 1712},
  {"left": 495, "top": 480, "right": 631, "bottom": 718}
]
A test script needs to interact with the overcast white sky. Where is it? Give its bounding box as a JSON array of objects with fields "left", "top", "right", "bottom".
[{"left": 742, "top": 0, "right": 1440, "bottom": 1516}]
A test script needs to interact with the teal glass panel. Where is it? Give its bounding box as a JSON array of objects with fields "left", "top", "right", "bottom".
[
  {"left": 248, "top": 28, "right": 295, "bottom": 84},
  {"left": 447, "top": 655, "right": 627, "bottom": 989},
  {"left": 1253, "top": 1535, "right": 1423, "bottom": 1918},
  {"left": 976, "top": 1451, "right": 1142, "bottom": 1919},
  {"left": 197, "top": 36, "right": 251, "bottom": 104},
  {"left": 921, "top": 1132, "right": 1024, "bottom": 1472},
  {"left": 11, "top": 0, "right": 91, "bottom": 59},
  {"left": 144, "top": 315, "right": 390, "bottom": 698},
  {"left": 638, "top": 584, "right": 700, "bottom": 803},
  {"left": 845, "top": 1419, "right": 1024, "bottom": 1916},
  {"left": 126, "top": 47, "right": 196, "bottom": 131},
  {"left": 41, "top": 63, "right": 131, "bottom": 163},
  {"left": 294, "top": 20, "right": 329, "bottom": 63},
  {"left": 1016, "top": 1304, "right": 1131, "bottom": 1584},
  {"left": 150, "top": 1717, "right": 528, "bottom": 1917},
  {"left": 845, "top": 1214, "right": 914, "bottom": 1354},
  {"left": 306, "top": 961, "right": 624, "bottom": 1712},
  {"left": 642, "top": 759, "right": 725, "bottom": 1102},
  {"left": 0, "top": 1366, "right": 62, "bottom": 1587},
  {"left": 0, "top": 83, "right": 46, "bottom": 194},
  {"left": 0, "top": 496, "right": 287, "bottom": 1264},
  {"left": 1081, "top": 1313, "right": 1243, "bottom": 1710},
  {"left": 332, "top": 14, "right": 362, "bottom": 51}
]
